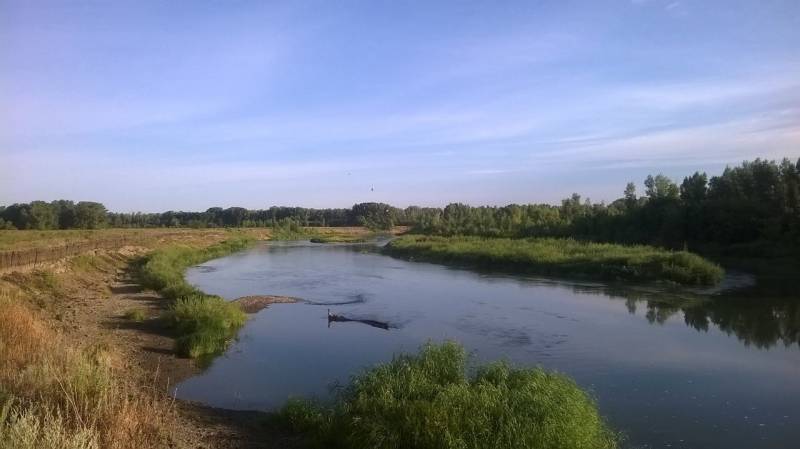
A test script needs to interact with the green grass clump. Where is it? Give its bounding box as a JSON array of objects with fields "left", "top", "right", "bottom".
[
  {"left": 164, "top": 295, "right": 246, "bottom": 358},
  {"left": 136, "top": 237, "right": 252, "bottom": 358},
  {"left": 280, "top": 342, "right": 618, "bottom": 449},
  {"left": 123, "top": 308, "right": 146, "bottom": 322},
  {"left": 384, "top": 235, "right": 723, "bottom": 285}
]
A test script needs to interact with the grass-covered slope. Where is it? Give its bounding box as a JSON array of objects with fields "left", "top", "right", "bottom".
[
  {"left": 137, "top": 237, "right": 252, "bottom": 358},
  {"left": 0, "top": 289, "right": 174, "bottom": 449},
  {"left": 384, "top": 235, "right": 723, "bottom": 285},
  {"left": 280, "top": 342, "right": 619, "bottom": 449}
]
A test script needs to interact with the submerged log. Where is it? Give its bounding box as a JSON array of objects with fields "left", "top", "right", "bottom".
[{"left": 327, "top": 309, "right": 391, "bottom": 330}]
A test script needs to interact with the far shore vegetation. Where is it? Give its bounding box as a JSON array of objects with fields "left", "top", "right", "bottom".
[
  {"left": 279, "top": 341, "right": 619, "bottom": 449},
  {"left": 384, "top": 235, "right": 724, "bottom": 285},
  {"left": 309, "top": 236, "right": 367, "bottom": 244},
  {"left": 2, "top": 157, "right": 798, "bottom": 260}
]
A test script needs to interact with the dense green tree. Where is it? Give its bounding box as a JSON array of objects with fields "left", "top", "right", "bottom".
[
  {"left": 26, "top": 201, "right": 58, "bottom": 230},
  {"left": 51, "top": 200, "right": 77, "bottom": 229},
  {"left": 73, "top": 202, "right": 108, "bottom": 229},
  {"left": 221, "top": 207, "right": 248, "bottom": 227},
  {"left": 351, "top": 202, "right": 398, "bottom": 230},
  {"left": 644, "top": 174, "right": 679, "bottom": 200},
  {"left": 624, "top": 182, "right": 638, "bottom": 210},
  {"left": 680, "top": 172, "right": 708, "bottom": 204}
]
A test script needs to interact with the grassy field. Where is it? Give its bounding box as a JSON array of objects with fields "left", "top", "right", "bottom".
[
  {"left": 272, "top": 226, "right": 400, "bottom": 242},
  {"left": 0, "top": 228, "right": 265, "bottom": 251},
  {"left": 385, "top": 235, "right": 724, "bottom": 285},
  {"left": 280, "top": 341, "right": 619, "bottom": 449},
  {"left": 0, "top": 226, "right": 401, "bottom": 251}
]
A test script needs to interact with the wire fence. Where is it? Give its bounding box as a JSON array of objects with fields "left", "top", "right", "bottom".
[{"left": 0, "top": 238, "right": 135, "bottom": 272}]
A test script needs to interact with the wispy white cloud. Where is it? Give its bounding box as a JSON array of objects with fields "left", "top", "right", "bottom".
[
  {"left": 614, "top": 74, "right": 800, "bottom": 110},
  {"left": 540, "top": 114, "right": 800, "bottom": 170}
]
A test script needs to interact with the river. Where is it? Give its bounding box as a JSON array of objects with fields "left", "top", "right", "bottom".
[{"left": 177, "top": 241, "right": 799, "bottom": 449}]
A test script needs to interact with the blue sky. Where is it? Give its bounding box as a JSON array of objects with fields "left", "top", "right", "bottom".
[{"left": 1, "top": 0, "right": 798, "bottom": 211}]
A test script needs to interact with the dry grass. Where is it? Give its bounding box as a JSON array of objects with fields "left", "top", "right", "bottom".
[
  {"left": 0, "top": 226, "right": 394, "bottom": 252},
  {"left": 0, "top": 228, "right": 272, "bottom": 252},
  {"left": 0, "top": 289, "right": 176, "bottom": 449}
]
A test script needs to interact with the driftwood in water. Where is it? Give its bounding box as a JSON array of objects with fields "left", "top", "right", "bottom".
[
  {"left": 327, "top": 309, "right": 391, "bottom": 330},
  {"left": 232, "top": 295, "right": 300, "bottom": 314}
]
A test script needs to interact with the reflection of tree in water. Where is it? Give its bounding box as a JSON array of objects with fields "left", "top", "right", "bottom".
[
  {"left": 573, "top": 282, "right": 800, "bottom": 349},
  {"left": 680, "top": 297, "right": 800, "bottom": 349}
]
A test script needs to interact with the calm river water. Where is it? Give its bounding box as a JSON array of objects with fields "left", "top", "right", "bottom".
[{"left": 178, "top": 241, "right": 799, "bottom": 449}]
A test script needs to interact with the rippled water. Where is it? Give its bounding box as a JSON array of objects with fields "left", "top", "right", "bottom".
[{"left": 178, "top": 241, "right": 800, "bottom": 449}]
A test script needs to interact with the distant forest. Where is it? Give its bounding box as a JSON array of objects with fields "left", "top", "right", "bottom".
[{"left": 2, "top": 157, "right": 799, "bottom": 254}]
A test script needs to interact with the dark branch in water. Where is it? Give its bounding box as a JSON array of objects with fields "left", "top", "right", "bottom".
[{"left": 327, "top": 309, "right": 392, "bottom": 331}]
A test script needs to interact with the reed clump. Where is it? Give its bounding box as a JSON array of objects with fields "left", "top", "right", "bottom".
[
  {"left": 164, "top": 295, "right": 247, "bottom": 358},
  {"left": 279, "top": 341, "right": 619, "bottom": 449}
]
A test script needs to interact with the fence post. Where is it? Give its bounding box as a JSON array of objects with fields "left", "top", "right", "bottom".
[{"left": 33, "top": 249, "right": 38, "bottom": 269}]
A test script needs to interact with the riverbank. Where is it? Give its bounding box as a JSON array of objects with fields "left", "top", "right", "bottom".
[
  {"left": 136, "top": 237, "right": 254, "bottom": 358},
  {"left": 384, "top": 235, "right": 724, "bottom": 286},
  {"left": 0, "top": 228, "right": 371, "bottom": 448}
]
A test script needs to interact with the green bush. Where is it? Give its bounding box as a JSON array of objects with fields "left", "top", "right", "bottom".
[
  {"left": 136, "top": 237, "right": 252, "bottom": 358},
  {"left": 280, "top": 342, "right": 619, "bottom": 449},
  {"left": 164, "top": 295, "right": 246, "bottom": 358},
  {"left": 384, "top": 235, "right": 723, "bottom": 285}
]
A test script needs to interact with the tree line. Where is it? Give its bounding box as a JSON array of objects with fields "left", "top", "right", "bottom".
[
  {"left": 2, "top": 157, "right": 798, "bottom": 253},
  {"left": 0, "top": 200, "right": 108, "bottom": 230},
  {"left": 0, "top": 201, "right": 404, "bottom": 231},
  {"left": 411, "top": 158, "right": 800, "bottom": 254}
]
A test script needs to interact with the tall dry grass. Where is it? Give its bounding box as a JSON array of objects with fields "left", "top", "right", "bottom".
[{"left": 0, "top": 290, "right": 175, "bottom": 449}]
